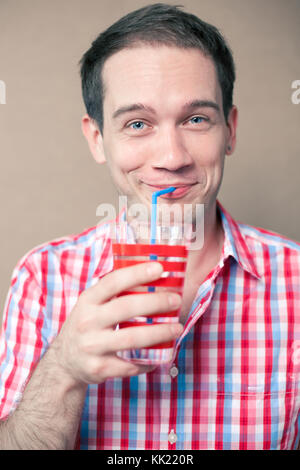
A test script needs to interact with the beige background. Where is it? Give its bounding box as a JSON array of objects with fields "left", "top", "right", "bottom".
[{"left": 0, "top": 0, "right": 299, "bottom": 325}]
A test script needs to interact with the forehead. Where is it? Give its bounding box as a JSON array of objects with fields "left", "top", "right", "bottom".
[{"left": 101, "top": 45, "right": 221, "bottom": 110}]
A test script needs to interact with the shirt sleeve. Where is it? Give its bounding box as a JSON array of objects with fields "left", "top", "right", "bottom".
[{"left": 0, "top": 256, "right": 48, "bottom": 421}]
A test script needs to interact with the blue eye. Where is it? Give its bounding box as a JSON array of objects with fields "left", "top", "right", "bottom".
[
  {"left": 130, "top": 121, "right": 145, "bottom": 130},
  {"left": 190, "top": 116, "right": 205, "bottom": 124}
]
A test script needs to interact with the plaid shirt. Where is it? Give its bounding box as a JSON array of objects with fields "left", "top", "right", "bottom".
[{"left": 1, "top": 200, "right": 300, "bottom": 450}]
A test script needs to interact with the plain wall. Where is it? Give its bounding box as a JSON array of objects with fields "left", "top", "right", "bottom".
[{"left": 0, "top": 0, "right": 300, "bottom": 324}]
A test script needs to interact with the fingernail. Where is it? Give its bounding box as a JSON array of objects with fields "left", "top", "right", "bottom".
[
  {"left": 171, "top": 323, "right": 184, "bottom": 337},
  {"left": 168, "top": 294, "right": 182, "bottom": 308},
  {"left": 147, "top": 262, "right": 163, "bottom": 276}
]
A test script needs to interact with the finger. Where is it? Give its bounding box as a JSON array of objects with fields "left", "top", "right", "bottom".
[
  {"left": 102, "top": 322, "right": 184, "bottom": 354},
  {"left": 103, "top": 357, "right": 159, "bottom": 378},
  {"left": 81, "top": 262, "right": 163, "bottom": 305},
  {"left": 115, "top": 363, "right": 158, "bottom": 378},
  {"left": 88, "top": 355, "right": 158, "bottom": 382},
  {"left": 99, "top": 291, "right": 182, "bottom": 328}
]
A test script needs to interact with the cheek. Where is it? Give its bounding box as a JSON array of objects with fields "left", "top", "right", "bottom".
[
  {"left": 192, "top": 136, "right": 225, "bottom": 169},
  {"left": 185, "top": 124, "right": 226, "bottom": 160},
  {"left": 104, "top": 138, "right": 146, "bottom": 173},
  {"left": 190, "top": 133, "right": 226, "bottom": 191}
]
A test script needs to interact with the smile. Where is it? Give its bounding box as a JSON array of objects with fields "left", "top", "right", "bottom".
[{"left": 142, "top": 183, "right": 197, "bottom": 199}]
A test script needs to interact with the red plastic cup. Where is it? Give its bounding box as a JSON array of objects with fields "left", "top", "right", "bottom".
[{"left": 112, "top": 242, "right": 188, "bottom": 365}]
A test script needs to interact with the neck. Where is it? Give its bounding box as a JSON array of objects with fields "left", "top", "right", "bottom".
[{"left": 187, "top": 199, "right": 224, "bottom": 275}]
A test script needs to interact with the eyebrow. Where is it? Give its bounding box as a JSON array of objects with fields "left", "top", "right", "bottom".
[
  {"left": 183, "top": 99, "right": 220, "bottom": 113},
  {"left": 112, "top": 99, "right": 220, "bottom": 120},
  {"left": 112, "top": 103, "right": 155, "bottom": 120}
]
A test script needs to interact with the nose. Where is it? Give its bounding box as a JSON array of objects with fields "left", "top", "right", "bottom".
[{"left": 151, "top": 127, "right": 193, "bottom": 172}]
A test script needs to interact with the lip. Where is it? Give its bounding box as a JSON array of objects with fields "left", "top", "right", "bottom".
[{"left": 142, "top": 182, "right": 197, "bottom": 199}]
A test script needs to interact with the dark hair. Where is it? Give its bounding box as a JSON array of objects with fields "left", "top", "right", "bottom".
[{"left": 79, "top": 3, "right": 235, "bottom": 133}]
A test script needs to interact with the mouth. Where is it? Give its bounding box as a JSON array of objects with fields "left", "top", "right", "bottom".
[{"left": 142, "top": 182, "right": 197, "bottom": 199}]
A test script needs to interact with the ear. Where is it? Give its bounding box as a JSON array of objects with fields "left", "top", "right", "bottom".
[
  {"left": 225, "top": 105, "right": 238, "bottom": 155},
  {"left": 81, "top": 114, "right": 106, "bottom": 164}
]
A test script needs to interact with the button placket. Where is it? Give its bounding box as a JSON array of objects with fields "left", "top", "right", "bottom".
[{"left": 167, "top": 359, "right": 179, "bottom": 447}]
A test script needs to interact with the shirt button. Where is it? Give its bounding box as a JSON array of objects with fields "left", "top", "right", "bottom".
[
  {"left": 169, "top": 365, "right": 179, "bottom": 378},
  {"left": 168, "top": 429, "right": 177, "bottom": 445}
]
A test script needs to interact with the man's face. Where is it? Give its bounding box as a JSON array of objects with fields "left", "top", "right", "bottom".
[{"left": 94, "top": 45, "right": 237, "bottom": 217}]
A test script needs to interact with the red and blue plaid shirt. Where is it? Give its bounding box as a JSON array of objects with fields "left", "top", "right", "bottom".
[{"left": 1, "top": 200, "right": 300, "bottom": 449}]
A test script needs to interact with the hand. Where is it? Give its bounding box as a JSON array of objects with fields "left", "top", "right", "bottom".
[{"left": 52, "top": 262, "right": 183, "bottom": 385}]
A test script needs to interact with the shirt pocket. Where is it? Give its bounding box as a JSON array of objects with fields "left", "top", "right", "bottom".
[{"left": 215, "top": 370, "right": 300, "bottom": 450}]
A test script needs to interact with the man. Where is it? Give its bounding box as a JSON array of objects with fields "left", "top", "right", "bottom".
[{"left": 0, "top": 3, "right": 299, "bottom": 450}]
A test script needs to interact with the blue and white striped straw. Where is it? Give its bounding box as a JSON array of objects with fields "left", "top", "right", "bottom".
[
  {"left": 147, "top": 187, "right": 176, "bottom": 301},
  {"left": 150, "top": 187, "right": 176, "bottom": 245}
]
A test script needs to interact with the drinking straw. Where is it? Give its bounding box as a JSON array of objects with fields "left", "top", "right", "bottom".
[
  {"left": 147, "top": 186, "right": 176, "bottom": 303},
  {"left": 150, "top": 187, "right": 176, "bottom": 245}
]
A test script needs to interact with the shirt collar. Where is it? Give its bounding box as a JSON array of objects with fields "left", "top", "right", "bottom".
[{"left": 217, "top": 199, "right": 261, "bottom": 280}]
